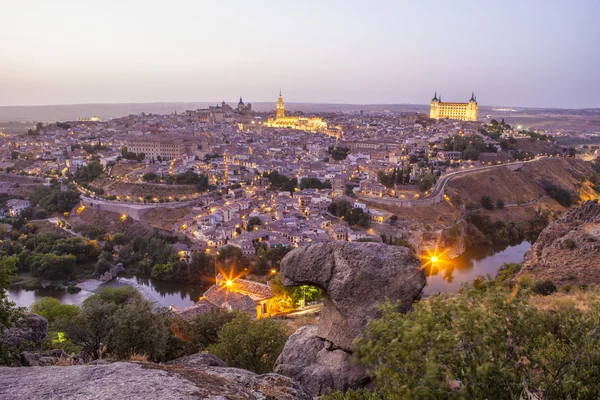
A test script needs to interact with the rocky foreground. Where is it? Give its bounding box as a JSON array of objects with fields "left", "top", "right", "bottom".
[
  {"left": 519, "top": 200, "right": 600, "bottom": 285},
  {"left": 0, "top": 354, "right": 311, "bottom": 400},
  {"left": 0, "top": 242, "right": 426, "bottom": 399}
]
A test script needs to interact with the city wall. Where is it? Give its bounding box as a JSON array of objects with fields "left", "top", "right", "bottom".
[{"left": 80, "top": 196, "right": 195, "bottom": 221}]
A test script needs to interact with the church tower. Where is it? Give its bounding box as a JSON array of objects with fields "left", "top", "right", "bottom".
[
  {"left": 466, "top": 91, "right": 478, "bottom": 121},
  {"left": 429, "top": 91, "right": 440, "bottom": 119},
  {"left": 276, "top": 89, "right": 285, "bottom": 119}
]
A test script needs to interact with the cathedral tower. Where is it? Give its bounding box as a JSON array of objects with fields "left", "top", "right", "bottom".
[{"left": 276, "top": 89, "right": 285, "bottom": 119}]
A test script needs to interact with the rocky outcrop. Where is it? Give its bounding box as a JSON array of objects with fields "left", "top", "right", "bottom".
[
  {"left": 274, "top": 242, "right": 426, "bottom": 396},
  {"left": 0, "top": 313, "right": 47, "bottom": 353},
  {"left": 166, "top": 352, "right": 228, "bottom": 368},
  {"left": 519, "top": 201, "right": 600, "bottom": 285},
  {"left": 98, "top": 262, "right": 125, "bottom": 282},
  {"left": 20, "top": 349, "right": 70, "bottom": 367},
  {"left": 275, "top": 325, "right": 368, "bottom": 396},
  {"left": 0, "top": 356, "right": 312, "bottom": 400}
]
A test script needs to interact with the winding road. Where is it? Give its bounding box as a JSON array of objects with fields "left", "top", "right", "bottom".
[{"left": 359, "top": 156, "right": 548, "bottom": 208}]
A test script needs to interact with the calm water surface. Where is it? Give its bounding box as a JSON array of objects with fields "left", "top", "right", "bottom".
[
  {"left": 9, "top": 241, "right": 531, "bottom": 308},
  {"left": 8, "top": 276, "right": 208, "bottom": 309},
  {"left": 424, "top": 241, "right": 531, "bottom": 295}
]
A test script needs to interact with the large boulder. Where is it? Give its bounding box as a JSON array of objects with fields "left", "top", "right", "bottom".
[
  {"left": 279, "top": 241, "right": 425, "bottom": 351},
  {"left": 0, "top": 360, "right": 312, "bottom": 400},
  {"left": 20, "top": 349, "right": 70, "bottom": 367},
  {"left": 0, "top": 313, "right": 48, "bottom": 353},
  {"left": 275, "top": 242, "right": 426, "bottom": 396},
  {"left": 275, "top": 325, "right": 368, "bottom": 395},
  {"left": 99, "top": 262, "right": 126, "bottom": 282}
]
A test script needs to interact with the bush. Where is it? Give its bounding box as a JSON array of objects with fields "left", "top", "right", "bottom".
[
  {"left": 532, "top": 280, "right": 557, "bottom": 296},
  {"left": 324, "top": 286, "right": 600, "bottom": 399},
  {"left": 546, "top": 184, "right": 575, "bottom": 207},
  {"left": 30, "top": 297, "right": 79, "bottom": 327},
  {"left": 495, "top": 199, "right": 505, "bottom": 209},
  {"left": 208, "top": 314, "right": 289, "bottom": 373},
  {"left": 108, "top": 299, "right": 170, "bottom": 361},
  {"left": 480, "top": 195, "right": 494, "bottom": 210},
  {"left": 564, "top": 238, "right": 577, "bottom": 250}
]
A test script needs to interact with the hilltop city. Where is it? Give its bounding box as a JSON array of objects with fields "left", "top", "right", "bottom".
[{"left": 0, "top": 87, "right": 599, "bottom": 397}]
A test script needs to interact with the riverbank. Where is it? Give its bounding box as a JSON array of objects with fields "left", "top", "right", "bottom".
[
  {"left": 8, "top": 274, "right": 209, "bottom": 309},
  {"left": 423, "top": 240, "right": 531, "bottom": 295}
]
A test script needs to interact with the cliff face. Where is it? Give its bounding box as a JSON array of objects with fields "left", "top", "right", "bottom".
[
  {"left": 274, "top": 242, "right": 426, "bottom": 396},
  {"left": 519, "top": 201, "right": 600, "bottom": 285}
]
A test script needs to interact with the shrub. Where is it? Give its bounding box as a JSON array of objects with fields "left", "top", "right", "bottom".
[
  {"left": 564, "top": 238, "right": 577, "bottom": 250},
  {"left": 532, "top": 280, "right": 557, "bottom": 296},
  {"left": 323, "top": 286, "right": 600, "bottom": 399},
  {"left": 31, "top": 297, "right": 79, "bottom": 327},
  {"left": 208, "top": 314, "right": 289, "bottom": 374},
  {"left": 480, "top": 195, "right": 494, "bottom": 210},
  {"left": 496, "top": 199, "right": 505, "bottom": 209}
]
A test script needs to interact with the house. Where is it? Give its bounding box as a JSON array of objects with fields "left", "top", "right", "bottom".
[
  {"left": 173, "top": 243, "right": 191, "bottom": 263},
  {"left": 192, "top": 273, "right": 275, "bottom": 319},
  {"left": 6, "top": 199, "right": 31, "bottom": 216}
]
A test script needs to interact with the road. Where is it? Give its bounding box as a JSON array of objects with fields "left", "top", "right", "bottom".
[{"left": 359, "top": 157, "right": 547, "bottom": 208}]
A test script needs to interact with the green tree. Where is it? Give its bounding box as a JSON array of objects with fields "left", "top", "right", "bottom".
[
  {"left": 417, "top": 173, "right": 436, "bottom": 192},
  {"left": 496, "top": 199, "right": 505, "bottom": 209},
  {"left": 0, "top": 255, "right": 19, "bottom": 354},
  {"left": 108, "top": 299, "right": 170, "bottom": 361},
  {"left": 480, "top": 195, "right": 494, "bottom": 210},
  {"left": 344, "top": 184, "right": 355, "bottom": 196},
  {"left": 59, "top": 295, "right": 117, "bottom": 360},
  {"left": 30, "top": 297, "right": 79, "bottom": 327},
  {"left": 246, "top": 216, "right": 262, "bottom": 231},
  {"left": 187, "top": 308, "right": 241, "bottom": 351},
  {"left": 330, "top": 146, "right": 351, "bottom": 161},
  {"left": 208, "top": 314, "right": 289, "bottom": 374}
]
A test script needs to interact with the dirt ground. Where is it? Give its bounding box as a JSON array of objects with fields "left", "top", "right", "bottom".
[{"left": 141, "top": 206, "right": 194, "bottom": 231}]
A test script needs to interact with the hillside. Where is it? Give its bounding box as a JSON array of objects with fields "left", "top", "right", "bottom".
[
  {"left": 446, "top": 158, "right": 594, "bottom": 208},
  {"left": 68, "top": 207, "right": 152, "bottom": 238},
  {"left": 518, "top": 201, "right": 600, "bottom": 286}
]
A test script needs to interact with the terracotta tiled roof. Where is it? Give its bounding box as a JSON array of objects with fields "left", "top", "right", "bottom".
[{"left": 175, "top": 300, "right": 214, "bottom": 321}]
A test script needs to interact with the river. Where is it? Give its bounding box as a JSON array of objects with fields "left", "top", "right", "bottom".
[
  {"left": 8, "top": 241, "right": 531, "bottom": 308},
  {"left": 8, "top": 276, "right": 208, "bottom": 310},
  {"left": 423, "top": 240, "right": 531, "bottom": 295}
]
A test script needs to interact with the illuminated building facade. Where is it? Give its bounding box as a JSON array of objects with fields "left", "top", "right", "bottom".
[
  {"left": 266, "top": 90, "right": 341, "bottom": 136},
  {"left": 429, "top": 92, "right": 478, "bottom": 121},
  {"left": 125, "top": 138, "right": 185, "bottom": 161}
]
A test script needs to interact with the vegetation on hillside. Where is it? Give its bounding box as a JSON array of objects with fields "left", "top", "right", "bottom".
[
  {"left": 0, "top": 255, "right": 20, "bottom": 364},
  {"left": 17, "top": 288, "right": 290, "bottom": 373},
  {"left": 325, "top": 279, "right": 600, "bottom": 399},
  {"left": 328, "top": 199, "right": 370, "bottom": 227},
  {"left": 30, "top": 183, "right": 81, "bottom": 214}
]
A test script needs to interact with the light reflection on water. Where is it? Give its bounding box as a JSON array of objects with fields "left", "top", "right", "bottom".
[
  {"left": 423, "top": 241, "right": 531, "bottom": 295},
  {"left": 8, "top": 242, "right": 531, "bottom": 308}
]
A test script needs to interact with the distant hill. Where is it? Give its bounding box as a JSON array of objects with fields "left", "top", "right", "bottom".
[{"left": 1, "top": 102, "right": 598, "bottom": 133}]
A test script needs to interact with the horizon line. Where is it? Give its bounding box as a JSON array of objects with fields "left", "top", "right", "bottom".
[{"left": 0, "top": 100, "right": 598, "bottom": 111}]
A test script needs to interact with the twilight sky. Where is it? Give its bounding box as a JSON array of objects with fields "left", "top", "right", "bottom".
[{"left": 1, "top": 0, "right": 599, "bottom": 108}]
